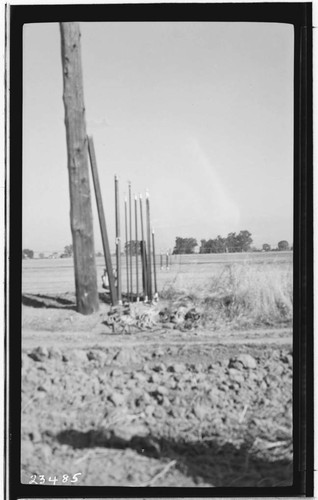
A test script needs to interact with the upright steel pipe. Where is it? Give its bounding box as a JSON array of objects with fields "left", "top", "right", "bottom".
[
  {"left": 128, "top": 182, "right": 133, "bottom": 300},
  {"left": 124, "top": 197, "right": 129, "bottom": 300},
  {"left": 152, "top": 229, "right": 158, "bottom": 299},
  {"left": 139, "top": 194, "right": 148, "bottom": 301},
  {"left": 146, "top": 191, "right": 152, "bottom": 300},
  {"left": 135, "top": 195, "right": 139, "bottom": 300}
]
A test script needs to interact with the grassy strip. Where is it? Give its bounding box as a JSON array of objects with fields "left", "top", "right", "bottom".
[{"left": 160, "top": 262, "right": 292, "bottom": 330}]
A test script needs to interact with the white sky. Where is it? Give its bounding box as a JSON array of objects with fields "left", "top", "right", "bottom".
[{"left": 23, "top": 21, "right": 294, "bottom": 253}]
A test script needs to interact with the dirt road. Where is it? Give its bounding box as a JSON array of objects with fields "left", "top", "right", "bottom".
[{"left": 22, "top": 327, "right": 292, "bottom": 350}]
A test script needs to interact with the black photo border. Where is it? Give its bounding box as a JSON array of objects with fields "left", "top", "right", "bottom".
[{"left": 7, "top": 2, "right": 313, "bottom": 499}]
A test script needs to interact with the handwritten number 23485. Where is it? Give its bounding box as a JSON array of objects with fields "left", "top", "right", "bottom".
[{"left": 29, "top": 473, "right": 81, "bottom": 485}]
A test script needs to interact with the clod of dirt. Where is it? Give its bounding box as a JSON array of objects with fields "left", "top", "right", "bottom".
[
  {"left": 21, "top": 439, "right": 35, "bottom": 460},
  {"left": 22, "top": 353, "right": 32, "bottom": 371},
  {"left": 167, "top": 362, "right": 186, "bottom": 374},
  {"left": 229, "top": 353, "right": 257, "bottom": 370},
  {"left": 48, "top": 346, "right": 62, "bottom": 360},
  {"left": 228, "top": 368, "right": 245, "bottom": 385},
  {"left": 193, "top": 404, "right": 210, "bottom": 420},
  {"left": 28, "top": 346, "right": 49, "bottom": 362},
  {"left": 153, "top": 363, "right": 166, "bottom": 372},
  {"left": 132, "top": 371, "right": 148, "bottom": 383},
  {"left": 108, "top": 391, "right": 126, "bottom": 407},
  {"left": 114, "top": 423, "right": 149, "bottom": 442},
  {"left": 87, "top": 350, "right": 109, "bottom": 364},
  {"left": 69, "top": 349, "right": 88, "bottom": 363},
  {"left": 28, "top": 427, "right": 42, "bottom": 443},
  {"left": 113, "top": 348, "right": 140, "bottom": 365}
]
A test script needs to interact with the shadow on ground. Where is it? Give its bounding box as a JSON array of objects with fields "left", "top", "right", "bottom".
[
  {"left": 22, "top": 292, "right": 114, "bottom": 309},
  {"left": 22, "top": 293, "right": 77, "bottom": 310},
  {"left": 55, "top": 427, "right": 292, "bottom": 487}
]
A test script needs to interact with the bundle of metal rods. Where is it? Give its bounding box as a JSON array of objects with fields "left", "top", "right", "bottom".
[{"left": 114, "top": 176, "right": 158, "bottom": 304}]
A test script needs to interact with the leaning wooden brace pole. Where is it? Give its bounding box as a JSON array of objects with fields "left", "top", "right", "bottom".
[
  {"left": 87, "top": 136, "right": 117, "bottom": 306},
  {"left": 114, "top": 175, "right": 122, "bottom": 304},
  {"left": 60, "top": 22, "right": 99, "bottom": 314}
]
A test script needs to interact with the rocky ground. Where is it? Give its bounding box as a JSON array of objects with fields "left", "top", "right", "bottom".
[{"left": 21, "top": 295, "right": 293, "bottom": 488}]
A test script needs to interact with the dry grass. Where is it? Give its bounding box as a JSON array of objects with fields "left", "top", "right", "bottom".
[{"left": 160, "top": 261, "right": 293, "bottom": 330}]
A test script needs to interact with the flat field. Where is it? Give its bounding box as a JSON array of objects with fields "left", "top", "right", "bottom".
[
  {"left": 21, "top": 251, "right": 293, "bottom": 488},
  {"left": 22, "top": 250, "right": 292, "bottom": 295}
]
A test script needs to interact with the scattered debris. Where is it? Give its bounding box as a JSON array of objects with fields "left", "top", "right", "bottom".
[{"left": 104, "top": 302, "right": 202, "bottom": 334}]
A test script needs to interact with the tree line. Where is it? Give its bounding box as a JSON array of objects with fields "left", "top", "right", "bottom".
[
  {"left": 22, "top": 235, "right": 292, "bottom": 259},
  {"left": 172, "top": 232, "right": 291, "bottom": 254}
]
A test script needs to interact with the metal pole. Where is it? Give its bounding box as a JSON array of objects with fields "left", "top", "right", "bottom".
[
  {"left": 135, "top": 195, "right": 139, "bottom": 300},
  {"left": 152, "top": 229, "right": 158, "bottom": 300},
  {"left": 124, "top": 197, "right": 129, "bottom": 300},
  {"left": 146, "top": 191, "right": 152, "bottom": 300},
  {"left": 139, "top": 194, "right": 148, "bottom": 301},
  {"left": 115, "top": 175, "right": 122, "bottom": 304},
  {"left": 128, "top": 182, "right": 133, "bottom": 300}
]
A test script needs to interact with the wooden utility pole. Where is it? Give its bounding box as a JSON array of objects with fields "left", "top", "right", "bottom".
[{"left": 60, "top": 22, "right": 99, "bottom": 314}]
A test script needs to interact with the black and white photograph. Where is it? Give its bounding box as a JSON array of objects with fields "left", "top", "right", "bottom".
[{"left": 8, "top": 2, "right": 313, "bottom": 495}]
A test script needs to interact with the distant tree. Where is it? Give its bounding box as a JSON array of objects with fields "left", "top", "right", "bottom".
[
  {"left": 200, "top": 235, "right": 226, "bottom": 253},
  {"left": 199, "top": 239, "right": 207, "bottom": 253},
  {"left": 173, "top": 237, "right": 198, "bottom": 254},
  {"left": 200, "top": 232, "right": 252, "bottom": 253},
  {"left": 39, "top": 252, "right": 45, "bottom": 259},
  {"left": 125, "top": 240, "right": 141, "bottom": 256},
  {"left": 64, "top": 244, "right": 73, "bottom": 257},
  {"left": 262, "top": 243, "right": 271, "bottom": 252},
  {"left": 225, "top": 230, "right": 252, "bottom": 252},
  {"left": 225, "top": 232, "right": 238, "bottom": 252},
  {"left": 96, "top": 251, "right": 103, "bottom": 257},
  {"left": 22, "top": 249, "right": 34, "bottom": 259},
  {"left": 216, "top": 235, "right": 227, "bottom": 253},
  {"left": 235, "top": 230, "right": 253, "bottom": 252},
  {"left": 278, "top": 240, "right": 289, "bottom": 251}
]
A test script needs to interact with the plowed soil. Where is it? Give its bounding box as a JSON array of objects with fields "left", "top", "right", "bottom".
[{"left": 21, "top": 294, "right": 293, "bottom": 488}]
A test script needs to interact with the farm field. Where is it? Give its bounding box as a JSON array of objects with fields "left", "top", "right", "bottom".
[
  {"left": 22, "top": 251, "right": 292, "bottom": 295},
  {"left": 21, "top": 252, "right": 293, "bottom": 488}
]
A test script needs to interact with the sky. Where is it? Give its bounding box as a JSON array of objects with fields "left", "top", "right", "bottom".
[{"left": 23, "top": 21, "right": 294, "bottom": 254}]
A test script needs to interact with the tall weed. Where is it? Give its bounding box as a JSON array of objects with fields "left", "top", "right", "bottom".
[{"left": 160, "top": 262, "right": 293, "bottom": 330}]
